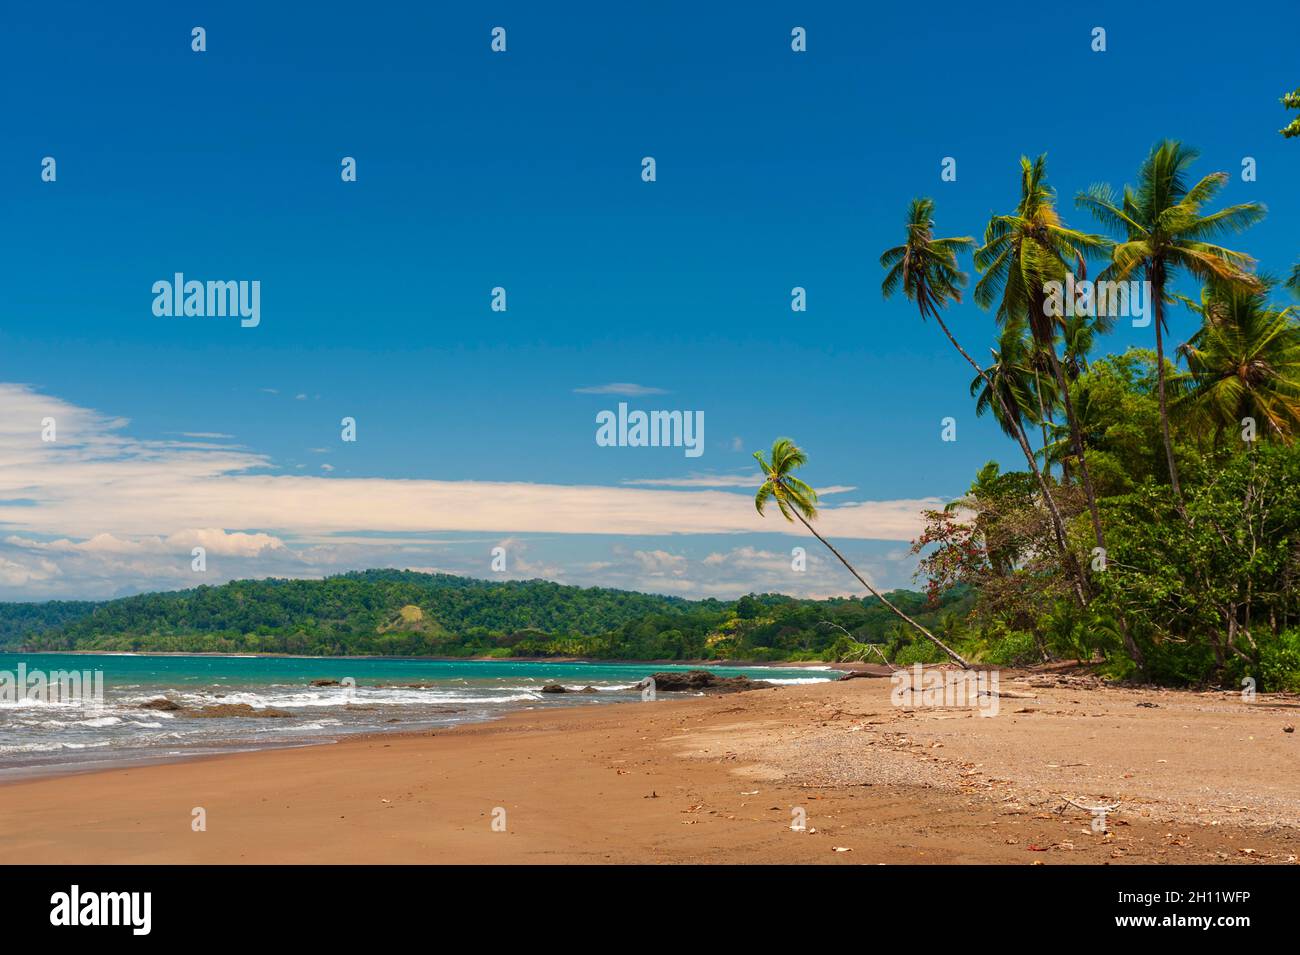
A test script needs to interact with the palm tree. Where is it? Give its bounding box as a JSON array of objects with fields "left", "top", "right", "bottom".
[
  {"left": 1061, "top": 312, "right": 1097, "bottom": 382},
  {"left": 881, "top": 197, "right": 1083, "bottom": 602},
  {"left": 1076, "top": 140, "right": 1266, "bottom": 507},
  {"left": 969, "top": 317, "right": 1056, "bottom": 476},
  {"left": 974, "top": 155, "right": 1111, "bottom": 550},
  {"left": 1287, "top": 260, "right": 1300, "bottom": 297},
  {"left": 753, "top": 438, "right": 970, "bottom": 668},
  {"left": 1174, "top": 280, "right": 1300, "bottom": 442},
  {"left": 1044, "top": 385, "right": 1104, "bottom": 478}
]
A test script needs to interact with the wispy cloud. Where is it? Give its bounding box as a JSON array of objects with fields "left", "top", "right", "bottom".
[
  {"left": 623, "top": 474, "right": 856, "bottom": 494},
  {"left": 0, "top": 384, "right": 937, "bottom": 598},
  {"left": 622, "top": 474, "right": 760, "bottom": 489},
  {"left": 573, "top": 382, "right": 668, "bottom": 397}
]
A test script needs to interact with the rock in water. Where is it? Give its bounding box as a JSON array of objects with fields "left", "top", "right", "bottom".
[
  {"left": 186, "top": 703, "right": 294, "bottom": 718},
  {"left": 138, "top": 697, "right": 182, "bottom": 711}
]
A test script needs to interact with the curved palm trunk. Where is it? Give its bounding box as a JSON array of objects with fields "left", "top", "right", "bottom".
[
  {"left": 924, "top": 303, "right": 1090, "bottom": 608},
  {"left": 786, "top": 505, "right": 971, "bottom": 668},
  {"left": 1045, "top": 347, "right": 1105, "bottom": 550},
  {"left": 1150, "top": 261, "right": 1185, "bottom": 511},
  {"left": 1033, "top": 367, "right": 1053, "bottom": 482}
]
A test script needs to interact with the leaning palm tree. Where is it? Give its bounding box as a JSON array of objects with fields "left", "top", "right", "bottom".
[
  {"left": 975, "top": 155, "right": 1111, "bottom": 550},
  {"left": 1174, "top": 279, "right": 1300, "bottom": 442},
  {"left": 881, "top": 197, "right": 1083, "bottom": 604},
  {"left": 1076, "top": 140, "right": 1266, "bottom": 507},
  {"left": 754, "top": 438, "right": 970, "bottom": 668}
]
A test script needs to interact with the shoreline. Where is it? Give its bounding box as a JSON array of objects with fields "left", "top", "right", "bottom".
[
  {"left": 8, "top": 649, "right": 845, "bottom": 668},
  {"left": 0, "top": 658, "right": 841, "bottom": 783},
  {"left": 3, "top": 673, "right": 1298, "bottom": 864}
]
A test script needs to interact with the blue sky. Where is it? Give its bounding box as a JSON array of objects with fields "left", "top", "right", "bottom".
[{"left": 2, "top": 1, "right": 1298, "bottom": 600}]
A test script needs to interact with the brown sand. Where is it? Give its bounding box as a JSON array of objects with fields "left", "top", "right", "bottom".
[{"left": 2, "top": 671, "right": 1298, "bottom": 864}]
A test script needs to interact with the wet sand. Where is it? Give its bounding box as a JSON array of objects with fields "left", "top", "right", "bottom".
[{"left": 2, "top": 670, "right": 1297, "bottom": 864}]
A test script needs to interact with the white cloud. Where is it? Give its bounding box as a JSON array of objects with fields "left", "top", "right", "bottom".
[
  {"left": 623, "top": 474, "right": 760, "bottom": 489},
  {"left": 0, "top": 554, "right": 60, "bottom": 587},
  {"left": 7, "top": 529, "right": 282, "bottom": 558},
  {"left": 633, "top": 549, "right": 688, "bottom": 577},
  {"left": 573, "top": 383, "right": 668, "bottom": 396},
  {"left": 623, "top": 474, "right": 856, "bottom": 494},
  {"left": 0, "top": 384, "right": 936, "bottom": 542},
  {"left": 0, "top": 384, "right": 937, "bottom": 598}
]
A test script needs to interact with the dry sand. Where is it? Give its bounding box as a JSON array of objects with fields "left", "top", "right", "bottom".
[{"left": 2, "top": 668, "right": 1298, "bottom": 864}]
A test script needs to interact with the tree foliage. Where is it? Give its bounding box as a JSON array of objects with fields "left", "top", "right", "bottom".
[{"left": 2, "top": 568, "right": 971, "bottom": 662}]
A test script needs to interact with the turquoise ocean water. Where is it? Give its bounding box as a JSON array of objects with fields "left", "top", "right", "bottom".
[{"left": 0, "top": 653, "right": 834, "bottom": 777}]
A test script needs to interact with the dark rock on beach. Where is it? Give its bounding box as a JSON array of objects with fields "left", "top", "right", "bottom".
[
  {"left": 540, "top": 684, "right": 569, "bottom": 693},
  {"left": 638, "top": 670, "right": 775, "bottom": 694},
  {"left": 310, "top": 679, "right": 342, "bottom": 686},
  {"left": 187, "top": 703, "right": 294, "bottom": 719},
  {"left": 138, "top": 697, "right": 182, "bottom": 711}
]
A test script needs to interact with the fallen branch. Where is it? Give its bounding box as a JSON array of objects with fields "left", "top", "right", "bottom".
[
  {"left": 977, "top": 689, "right": 1038, "bottom": 700},
  {"left": 1056, "top": 797, "right": 1121, "bottom": 816}
]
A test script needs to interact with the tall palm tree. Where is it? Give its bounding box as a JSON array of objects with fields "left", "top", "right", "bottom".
[
  {"left": 881, "top": 197, "right": 1084, "bottom": 604},
  {"left": 753, "top": 438, "right": 970, "bottom": 668},
  {"left": 1174, "top": 280, "right": 1300, "bottom": 442},
  {"left": 1287, "top": 260, "right": 1300, "bottom": 297},
  {"left": 1076, "top": 140, "right": 1267, "bottom": 507},
  {"left": 974, "top": 154, "right": 1111, "bottom": 550}
]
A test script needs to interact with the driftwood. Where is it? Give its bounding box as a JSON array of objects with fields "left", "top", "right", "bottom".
[
  {"left": 1056, "top": 796, "right": 1121, "bottom": 815},
  {"left": 976, "top": 689, "right": 1038, "bottom": 700},
  {"left": 818, "top": 621, "right": 900, "bottom": 672}
]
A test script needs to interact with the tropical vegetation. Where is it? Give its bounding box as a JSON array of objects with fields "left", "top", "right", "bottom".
[
  {"left": 758, "top": 139, "right": 1300, "bottom": 689},
  {"left": 8, "top": 139, "right": 1299, "bottom": 691}
]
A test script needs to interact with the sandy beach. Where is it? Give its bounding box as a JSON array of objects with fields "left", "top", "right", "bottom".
[{"left": 2, "top": 669, "right": 1298, "bottom": 864}]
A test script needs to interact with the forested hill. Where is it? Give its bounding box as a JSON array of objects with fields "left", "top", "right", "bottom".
[
  {"left": 0, "top": 599, "right": 101, "bottom": 648},
  {"left": 0, "top": 569, "right": 973, "bottom": 661}
]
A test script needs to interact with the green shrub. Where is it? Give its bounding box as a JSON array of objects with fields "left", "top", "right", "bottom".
[
  {"left": 980, "top": 629, "right": 1039, "bottom": 667},
  {"left": 1256, "top": 630, "right": 1300, "bottom": 693}
]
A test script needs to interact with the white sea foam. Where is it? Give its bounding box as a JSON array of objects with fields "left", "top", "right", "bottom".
[
  {"left": 0, "top": 697, "right": 97, "bottom": 710},
  {"left": 761, "top": 677, "right": 836, "bottom": 685},
  {"left": 0, "top": 740, "right": 112, "bottom": 754},
  {"left": 77, "top": 716, "right": 122, "bottom": 727}
]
